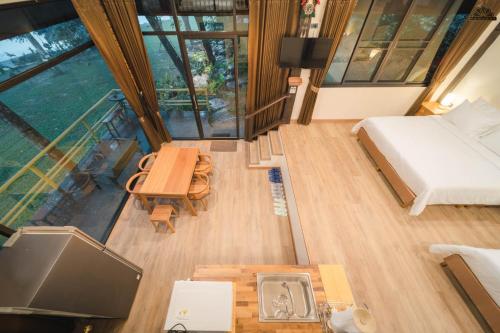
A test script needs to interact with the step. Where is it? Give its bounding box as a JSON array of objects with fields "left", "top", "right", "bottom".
[
  {"left": 258, "top": 135, "right": 271, "bottom": 161},
  {"left": 268, "top": 130, "right": 284, "bottom": 156},
  {"left": 247, "top": 141, "right": 260, "bottom": 166}
]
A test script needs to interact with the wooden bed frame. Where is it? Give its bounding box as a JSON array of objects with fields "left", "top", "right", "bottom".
[
  {"left": 442, "top": 254, "right": 500, "bottom": 333},
  {"left": 357, "top": 127, "right": 416, "bottom": 207},
  {"left": 358, "top": 128, "right": 499, "bottom": 331}
]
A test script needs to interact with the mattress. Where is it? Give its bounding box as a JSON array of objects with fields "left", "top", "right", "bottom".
[
  {"left": 352, "top": 116, "right": 500, "bottom": 215},
  {"left": 430, "top": 244, "right": 500, "bottom": 307}
]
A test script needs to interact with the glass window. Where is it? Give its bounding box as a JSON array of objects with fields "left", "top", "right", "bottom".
[
  {"left": 344, "top": 48, "right": 386, "bottom": 81},
  {"left": 178, "top": 16, "right": 234, "bottom": 32},
  {"left": 139, "top": 0, "right": 248, "bottom": 139},
  {"left": 378, "top": 49, "right": 421, "bottom": 81},
  {"left": 399, "top": 0, "right": 451, "bottom": 40},
  {"left": 361, "top": 0, "right": 410, "bottom": 42},
  {"left": 406, "top": 0, "right": 464, "bottom": 82},
  {"left": 0, "top": 44, "right": 148, "bottom": 241},
  {"left": 324, "top": 0, "right": 471, "bottom": 86},
  {"left": 185, "top": 38, "right": 237, "bottom": 138},
  {"left": 138, "top": 15, "right": 176, "bottom": 31},
  {"left": 0, "top": 19, "right": 90, "bottom": 82},
  {"left": 236, "top": 15, "right": 249, "bottom": 31},
  {"left": 238, "top": 37, "right": 248, "bottom": 136},
  {"left": 325, "top": 0, "right": 372, "bottom": 83},
  {"left": 144, "top": 35, "right": 200, "bottom": 138}
]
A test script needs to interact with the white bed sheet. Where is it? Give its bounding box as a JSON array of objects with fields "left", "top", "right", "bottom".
[
  {"left": 430, "top": 244, "right": 500, "bottom": 307},
  {"left": 352, "top": 116, "right": 500, "bottom": 215}
]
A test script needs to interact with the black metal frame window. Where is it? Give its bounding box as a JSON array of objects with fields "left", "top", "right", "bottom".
[
  {"left": 137, "top": 0, "right": 248, "bottom": 140},
  {"left": 0, "top": 1, "right": 147, "bottom": 242},
  {"left": 323, "top": 0, "right": 475, "bottom": 87}
]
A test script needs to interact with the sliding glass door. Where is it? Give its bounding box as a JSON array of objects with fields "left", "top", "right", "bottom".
[
  {"left": 144, "top": 34, "right": 200, "bottom": 138},
  {"left": 138, "top": 0, "right": 248, "bottom": 140},
  {"left": 185, "top": 38, "right": 238, "bottom": 138}
]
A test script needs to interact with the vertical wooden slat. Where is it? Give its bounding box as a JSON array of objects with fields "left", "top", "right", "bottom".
[{"left": 245, "top": 0, "right": 299, "bottom": 140}]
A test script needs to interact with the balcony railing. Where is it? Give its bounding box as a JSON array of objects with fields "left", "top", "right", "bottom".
[
  {"left": 0, "top": 89, "right": 123, "bottom": 229},
  {"left": 158, "top": 87, "right": 210, "bottom": 112},
  {"left": 0, "top": 87, "right": 212, "bottom": 232}
]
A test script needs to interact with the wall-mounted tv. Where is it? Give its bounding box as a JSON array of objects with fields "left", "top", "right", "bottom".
[{"left": 279, "top": 37, "right": 333, "bottom": 69}]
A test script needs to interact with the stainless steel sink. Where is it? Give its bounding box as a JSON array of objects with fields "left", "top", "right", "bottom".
[{"left": 257, "top": 273, "right": 319, "bottom": 322}]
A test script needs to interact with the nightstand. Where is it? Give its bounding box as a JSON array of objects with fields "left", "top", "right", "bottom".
[{"left": 416, "top": 101, "right": 451, "bottom": 116}]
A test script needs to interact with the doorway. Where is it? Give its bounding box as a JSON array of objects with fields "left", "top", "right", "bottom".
[{"left": 138, "top": 1, "right": 249, "bottom": 139}]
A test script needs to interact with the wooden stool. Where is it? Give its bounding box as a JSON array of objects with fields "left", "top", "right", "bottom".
[{"left": 150, "top": 204, "right": 177, "bottom": 233}]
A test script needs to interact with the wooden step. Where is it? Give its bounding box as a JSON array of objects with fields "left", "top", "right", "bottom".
[
  {"left": 258, "top": 135, "right": 271, "bottom": 161},
  {"left": 247, "top": 141, "right": 259, "bottom": 166},
  {"left": 269, "top": 130, "right": 284, "bottom": 156}
]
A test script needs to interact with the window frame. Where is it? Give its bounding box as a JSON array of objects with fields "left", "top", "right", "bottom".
[
  {"left": 139, "top": 0, "right": 248, "bottom": 139},
  {"left": 323, "top": 0, "right": 459, "bottom": 88},
  {"left": 0, "top": 16, "right": 93, "bottom": 92}
]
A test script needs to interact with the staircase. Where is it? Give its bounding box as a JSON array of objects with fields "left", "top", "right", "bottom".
[
  {"left": 247, "top": 130, "right": 284, "bottom": 168},
  {"left": 245, "top": 128, "right": 309, "bottom": 265}
]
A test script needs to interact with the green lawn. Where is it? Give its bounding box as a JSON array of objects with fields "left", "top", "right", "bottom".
[{"left": 0, "top": 47, "right": 117, "bottom": 229}]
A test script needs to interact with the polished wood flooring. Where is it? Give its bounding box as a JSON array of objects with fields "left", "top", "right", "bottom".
[
  {"left": 92, "top": 141, "right": 295, "bottom": 333},
  {"left": 280, "top": 121, "right": 500, "bottom": 333},
  {"left": 92, "top": 122, "right": 500, "bottom": 333}
]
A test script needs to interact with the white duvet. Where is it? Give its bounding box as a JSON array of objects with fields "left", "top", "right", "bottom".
[
  {"left": 430, "top": 244, "right": 500, "bottom": 307},
  {"left": 352, "top": 116, "right": 500, "bottom": 215}
]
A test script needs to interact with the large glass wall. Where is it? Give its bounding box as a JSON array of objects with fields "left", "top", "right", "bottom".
[
  {"left": 138, "top": 0, "right": 249, "bottom": 139},
  {"left": 0, "top": 2, "right": 148, "bottom": 242},
  {"left": 324, "top": 0, "right": 475, "bottom": 86}
]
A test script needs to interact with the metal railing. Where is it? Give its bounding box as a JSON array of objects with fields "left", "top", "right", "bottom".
[
  {"left": 0, "top": 89, "right": 122, "bottom": 228},
  {"left": 0, "top": 87, "right": 213, "bottom": 229},
  {"left": 158, "top": 87, "right": 210, "bottom": 113}
]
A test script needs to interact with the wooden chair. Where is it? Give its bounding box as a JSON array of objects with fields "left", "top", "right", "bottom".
[
  {"left": 138, "top": 152, "right": 158, "bottom": 171},
  {"left": 125, "top": 171, "right": 149, "bottom": 209},
  {"left": 150, "top": 204, "right": 177, "bottom": 233},
  {"left": 195, "top": 153, "right": 213, "bottom": 175},
  {"left": 188, "top": 172, "right": 210, "bottom": 210}
]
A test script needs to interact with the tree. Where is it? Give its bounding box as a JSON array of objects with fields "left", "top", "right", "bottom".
[
  {"left": 194, "top": 17, "right": 216, "bottom": 66},
  {"left": 182, "top": 16, "right": 216, "bottom": 66},
  {"left": 145, "top": 16, "right": 188, "bottom": 84},
  {"left": 0, "top": 101, "right": 76, "bottom": 171}
]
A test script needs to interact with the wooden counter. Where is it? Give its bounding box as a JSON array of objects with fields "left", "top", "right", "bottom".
[{"left": 192, "top": 265, "right": 327, "bottom": 332}]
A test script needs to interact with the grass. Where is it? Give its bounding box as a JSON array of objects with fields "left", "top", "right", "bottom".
[{"left": 0, "top": 47, "right": 117, "bottom": 229}]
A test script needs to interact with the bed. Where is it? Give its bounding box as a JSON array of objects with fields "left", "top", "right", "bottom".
[
  {"left": 430, "top": 244, "right": 500, "bottom": 333},
  {"left": 351, "top": 99, "right": 500, "bottom": 215}
]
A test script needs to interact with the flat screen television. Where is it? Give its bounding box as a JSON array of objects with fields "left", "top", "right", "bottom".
[{"left": 279, "top": 37, "right": 333, "bottom": 69}]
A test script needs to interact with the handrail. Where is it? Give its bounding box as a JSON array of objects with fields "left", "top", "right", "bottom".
[
  {"left": 0, "top": 89, "right": 119, "bottom": 194},
  {"left": 1, "top": 96, "right": 122, "bottom": 227},
  {"left": 0, "top": 86, "right": 214, "bottom": 228},
  {"left": 245, "top": 94, "right": 290, "bottom": 120}
]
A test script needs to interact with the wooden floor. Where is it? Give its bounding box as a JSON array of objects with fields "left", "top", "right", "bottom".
[
  {"left": 280, "top": 121, "right": 500, "bottom": 333},
  {"left": 88, "top": 122, "right": 500, "bottom": 333},
  {"left": 90, "top": 140, "right": 295, "bottom": 333}
]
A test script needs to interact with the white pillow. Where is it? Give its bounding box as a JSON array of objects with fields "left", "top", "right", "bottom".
[
  {"left": 480, "top": 128, "right": 500, "bottom": 156},
  {"left": 442, "top": 98, "right": 500, "bottom": 138},
  {"left": 442, "top": 99, "right": 471, "bottom": 123}
]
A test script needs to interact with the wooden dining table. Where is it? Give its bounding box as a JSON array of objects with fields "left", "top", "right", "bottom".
[{"left": 138, "top": 145, "right": 199, "bottom": 216}]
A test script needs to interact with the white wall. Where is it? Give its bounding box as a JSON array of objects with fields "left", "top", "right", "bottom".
[
  {"left": 292, "top": 86, "right": 425, "bottom": 119},
  {"left": 443, "top": 34, "right": 500, "bottom": 109},
  {"left": 432, "top": 15, "right": 500, "bottom": 104}
]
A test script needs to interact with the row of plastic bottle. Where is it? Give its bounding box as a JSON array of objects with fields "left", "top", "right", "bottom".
[{"left": 268, "top": 168, "right": 288, "bottom": 217}]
